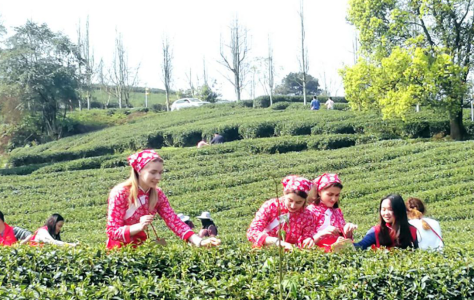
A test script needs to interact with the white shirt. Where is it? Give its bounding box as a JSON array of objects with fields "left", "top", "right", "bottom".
[
  {"left": 409, "top": 218, "right": 443, "bottom": 251},
  {"left": 325, "top": 99, "right": 334, "bottom": 110}
]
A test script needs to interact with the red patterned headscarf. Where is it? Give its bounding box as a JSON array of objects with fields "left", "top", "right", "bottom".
[
  {"left": 128, "top": 150, "right": 162, "bottom": 173},
  {"left": 282, "top": 175, "right": 313, "bottom": 194},
  {"left": 313, "top": 173, "right": 341, "bottom": 192}
]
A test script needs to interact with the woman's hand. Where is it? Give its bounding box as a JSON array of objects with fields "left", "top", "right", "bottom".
[
  {"left": 301, "top": 237, "right": 315, "bottom": 249},
  {"left": 320, "top": 225, "right": 341, "bottom": 236},
  {"left": 343, "top": 223, "right": 358, "bottom": 239},
  {"left": 276, "top": 240, "right": 294, "bottom": 251},
  {"left": 139, "top": 215, "right": 154, "bottom": 230},
  {"left": 200, "top": 237, "right": 221, "bottom": 247}
]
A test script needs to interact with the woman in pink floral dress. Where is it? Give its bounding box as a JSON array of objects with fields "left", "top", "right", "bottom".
[
  {"left": 307, "top": 173, "right": 358, "bottom": 252},
  {"left": 106, "top": 149, "right": 220, "bottom": 249},
  {"left": 247, "top": 175, "right": 317, "bottom": 251}
]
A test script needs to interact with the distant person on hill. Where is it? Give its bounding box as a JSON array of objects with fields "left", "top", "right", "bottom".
[
  {"left": 353, "top": 194, "right": 418, "bottom": 250},
  {"left": 210, "top": 133, "right": 224, "bottom": 144},
  {"left": 196, "top": 212, "right": 218, "bottom": 237},
  {"left": 325, "top": 97, "right": 335, "bottom": 110},
  {"left": 310, "top": 96, "right": 320, "bottom": 110},
  {"left": 30, "top": 214, "right": 78, "bottom": 247},
  {"left": 247, "top": 175, "right": 317, "bottom": 251},
  {"left": 106, "top": 149, "right": 221, "bottom": 249},
  {"left": 406, "top": 197, "right": 443, "bottom": 251},
  {"left": 197, "top": 140, "right": 209, "bottom": 148},
  {"left": 306, "top": 173, "right": 358, "bottom": 252}
]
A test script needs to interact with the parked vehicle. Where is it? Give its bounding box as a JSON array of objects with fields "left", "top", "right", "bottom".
[{"left": 170, "top": 98, "right": 210, "bottom": 111}]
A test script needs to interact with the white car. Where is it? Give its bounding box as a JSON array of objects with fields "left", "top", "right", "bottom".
[{"left": 170, "top": 98, "right": 210, "bottom": 111}]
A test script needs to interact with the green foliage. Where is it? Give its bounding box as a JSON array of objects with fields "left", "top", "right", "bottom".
[
  {"left": 344, "top": 0, "right": 474, "bottom": 139},
  {"left": 0, "top": 21, "right": 81, "bottom": 140},
  {"left": 275, "top": 72, "right": 321, "bottom": 96}
]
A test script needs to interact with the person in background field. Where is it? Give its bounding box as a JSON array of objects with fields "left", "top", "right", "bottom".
[
  {"left": 30, "top": 213, "right": 78, "bottom": 247},
  {"left": 325, "top": 97, "right": 335, "bottom": 110},
  {"left": 310, "top": 96, "right": 320, "bottom": 110},
  {"left": 196, "top": 212, "right": 218, "bottom": 237},
  {"left": 178, "top": 213, "right": 195, "bottom": 229},
  {"left": 306, "top": 173, "right": 358, "bottom": 252},
  {"left": 406, "top": 197, "right": 443, "bottom": 251},
  {"left": 354, "top": 194, "right": 418, "bottom": 250},
  {"left": 0, "top": 211, "right": 17, "bottom": 246},
  {"left": 247, "top": 175, "right": 317, "bottom": 251},
  {"left": 197, "top": 140, "right": 209, "bottom": 148},
  {"left": 106, "top": 149, "right": 221, "bottom": 249},
  {"left": 210, "top": 133, "right": 224, "bottom": 144}
]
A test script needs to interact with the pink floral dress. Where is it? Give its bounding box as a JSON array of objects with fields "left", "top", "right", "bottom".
[
  {"left": 306, "top": 203, "right": 347, "bottom": 252},
  {"left": 247, "top": 197, "right": 317, "bottom": 248},
  {"left": 106, "top": 185, "right": 194, "bottom": 249}
]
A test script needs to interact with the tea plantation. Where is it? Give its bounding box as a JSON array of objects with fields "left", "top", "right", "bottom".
[{"left": 1, "top": 104, "right": 473, "bottom": 299}]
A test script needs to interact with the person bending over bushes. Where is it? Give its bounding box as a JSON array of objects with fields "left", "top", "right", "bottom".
[
  {"left": 247, "top": 175, "right": 317, "bottom": 251},
  {"left": 306, "top": 173, "right": 358, "bottom": 252},
  {"left": 106, "top": 149, "right": 220, "bottom": 249},
  {"left": 30, "top": 214, "right": 78, "bottom": 247}
]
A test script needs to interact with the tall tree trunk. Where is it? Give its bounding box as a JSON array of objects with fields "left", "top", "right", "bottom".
[{"left": 449, "top": 109, "right": 465, "bottom": 140}]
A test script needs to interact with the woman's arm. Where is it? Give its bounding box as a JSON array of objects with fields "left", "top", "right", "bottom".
[{"left": 353, "top": 227, "right": 376, "bottom": 250}]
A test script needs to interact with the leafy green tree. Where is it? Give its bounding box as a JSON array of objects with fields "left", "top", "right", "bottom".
[
  {"left": 275, "top": 72, "right": 321, "bottom": 96},
  {"left": 0, "top": 21, "right": 81, "bottom": 140},
  {"left": 341, "top": 0, "right": 474, "bottom": 140}
]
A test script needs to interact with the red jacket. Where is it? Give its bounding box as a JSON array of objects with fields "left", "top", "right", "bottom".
[
  {"left": 0, "top": 223, "right": 17, "bottom": 246},
  {"left": 373, "top": 224, "right": 418, "bottom": 249}
]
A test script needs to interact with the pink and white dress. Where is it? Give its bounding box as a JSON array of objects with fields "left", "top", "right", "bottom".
[
  {"left": 106, "top": 185, "right": 194, "bottom": 249},
  {"left": 306, "top": 203, "right": 347, "bottom": 252},
  {"left": 247, "top": 197, "right": 317, "bottom": 248}
]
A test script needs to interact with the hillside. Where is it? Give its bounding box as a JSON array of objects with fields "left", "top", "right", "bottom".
[{"left": 1, "top": 104, "right": 474, "bottom": 299}]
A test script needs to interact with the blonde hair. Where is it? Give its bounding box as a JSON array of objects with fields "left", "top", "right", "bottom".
[
  {"left": 120, "top": 163, "right": 160, "bottom": 212},
  {"left": 406, "top": 197, "right": 430, "bottom": 230}
]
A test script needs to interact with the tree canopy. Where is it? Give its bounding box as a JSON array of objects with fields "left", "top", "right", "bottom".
[
  {"left": 341, "top": 0, "right": 474, "bottom": 140},
  {"left": 0, "top": 21, "right": 81, "bottom": 145},
  {"left": 275, "top": 72, "right": 321, "bottom": 96}
]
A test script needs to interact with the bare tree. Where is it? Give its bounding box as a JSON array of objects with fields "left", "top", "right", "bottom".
[
  {"left": 298, "top": 0, "right": 309, "bottom": 105},
  {"left": 109, "top": 30, "right": 140, "bottom": 109},
  {"left": 77, "top": 16, "right": 95, "bottom": 110},
  {"left": 219, "top": 17, "right": 250, "bottom": 101},
  {"left": 263, "top": 36, "right": 275, "bottom": 106},
  {"left": 97, "top": 58, "right": 113, "bottom": 108},
  {"left": 161, "top": 36, "right": 173, "bottom": 111},
  {"left": 185, "top": 68, "right": 195, "bottom": 97}
]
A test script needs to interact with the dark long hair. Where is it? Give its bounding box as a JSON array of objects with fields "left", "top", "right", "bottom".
[
  {"left": 378, "top": 194, "right": 415, "bottom": 249},
  {"left": 200, "top": 218, "right": 216, "bottom": 229},
  {"left": 45, "top": 213, "right": 64, "bottom": 241}
]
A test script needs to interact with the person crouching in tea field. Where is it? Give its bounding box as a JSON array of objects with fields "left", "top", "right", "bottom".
[
  {"left": 0, "top": 211, "right": 18, "bottom": 246},
  {"left": 354, "top": 194, "right": 418, "bottom": 250},
  {"left": 197, "top": 212, "right": 218, "bottom": 237},
  {"left": 406, "top": 197, "right": 443, "bottom": 251},
  {"left": 30, "top": 213, "right": 78, "bottom": 247},
  {"left": 247, "top": 175, "right": 317, "bottom": 251},
  {"left": 106, "top": 149, "right": 221, "bottom": 249},
  {"left": 306, "top": 173, "right": 358, "bottom": 252}
]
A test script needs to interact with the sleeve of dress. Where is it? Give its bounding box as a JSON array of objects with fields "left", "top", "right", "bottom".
[
  {"left": 247, "top": 199, "right": 274, "bottom": 247},
  {"left": 155, "top": 189, "right": 195, "bottom": 241},
  {"left": 34, "top": 228, "right": 66, "bottom": 246},
  {"left": 353, "top": 227, "right": 376, "bottom": 250},
  {"left": 106, "top": 186, "right": 132, "bottom": 243}
]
